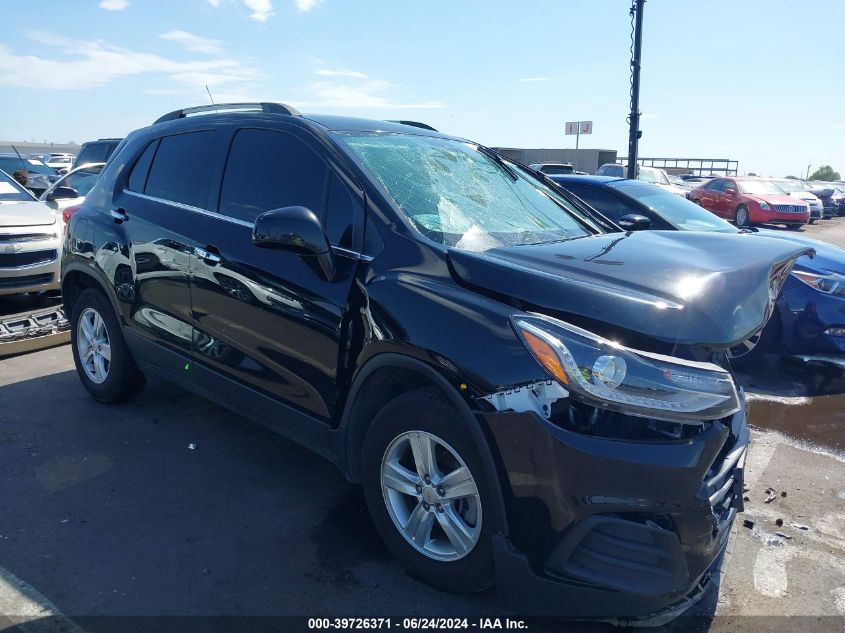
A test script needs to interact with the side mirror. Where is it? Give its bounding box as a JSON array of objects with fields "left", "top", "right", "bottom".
[
  {"left": 617, "top": 214, "right": 652, "bottom": 231},
  {"left": 726, "top": 188, "right": 738, "bottom": 197},
  {"left": 46, "top": 186, "right": 78, "bottom": 201},
  {"left": 252, "top": 206, "right": 334, "bottom": 279}
]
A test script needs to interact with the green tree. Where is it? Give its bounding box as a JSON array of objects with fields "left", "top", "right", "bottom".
[
  {"left": 808, "top": 165, "right": 841, "bottom": 181},
  {"left": 785, "top": 175, "right": 799, "bottom": 179}
]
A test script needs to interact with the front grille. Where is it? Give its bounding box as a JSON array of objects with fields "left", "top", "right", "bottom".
[
  {"left": 0, "top": 233, "right": 56, "bottom": 244},
  {"left": 0, "top": 250, "right": 57, "bottom": 268},
  {"left": 772, "top": 204, "right": 806, "bottom": 213},
  {"left": 0, "top": 273, "right": 53, "bottom": 289}
]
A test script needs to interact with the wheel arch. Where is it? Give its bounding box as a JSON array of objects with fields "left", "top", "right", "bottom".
[
  {"left": 62, "top": 263, "right": 120, "bottom": 321},
  {"left": 339, "top": 352, "right": 509, "bottom": 536}
]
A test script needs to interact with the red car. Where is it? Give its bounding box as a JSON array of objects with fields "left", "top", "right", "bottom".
[{"left": 690, "top": 177, "right": 810, "bottom": 228}]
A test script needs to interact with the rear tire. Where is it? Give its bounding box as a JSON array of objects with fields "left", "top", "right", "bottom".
[
  {"left": 70, "top": 287, "right": 145, "bottom": 403},
  {"left": 360, "top": 387, "right": 496, "bottom": 594}
]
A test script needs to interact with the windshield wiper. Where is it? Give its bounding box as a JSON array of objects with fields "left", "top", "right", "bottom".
[{"left": 477, "top": 145, "right": 518, "bottom": 181}]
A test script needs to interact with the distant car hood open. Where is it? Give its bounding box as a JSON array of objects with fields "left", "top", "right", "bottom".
[
  {"left": 448, "top": 231, "right": 811, "bottom": 348},
  {"left": 0, "top": 200, "right": 58, "bottom": 227}
]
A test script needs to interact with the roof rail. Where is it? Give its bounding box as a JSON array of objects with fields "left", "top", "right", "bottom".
[
  {"left": 387, "top": 120, "right": 438, "bottom": 132},
  {"left": 153, "top": 102, "right": 301, "bottom": 125}
]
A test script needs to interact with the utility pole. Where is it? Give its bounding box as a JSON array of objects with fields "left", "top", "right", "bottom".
[{"left": 626, "top": 0, "right": 645, "bottom": 180}]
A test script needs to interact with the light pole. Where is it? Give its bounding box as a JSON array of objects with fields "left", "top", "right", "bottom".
[{"left": 626, "top": 0, "right": 645, "bottom": 180}]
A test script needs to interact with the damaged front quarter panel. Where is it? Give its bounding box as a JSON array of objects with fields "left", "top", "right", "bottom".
[{"left": 481, "top": 380, "right": 569, "bottom": 420}]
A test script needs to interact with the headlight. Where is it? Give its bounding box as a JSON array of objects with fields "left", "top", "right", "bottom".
[
  {"left": 759, "top": 201, "right": 771, "bottom": 211},
  {"left": 513, "top": 315, "right": 740, "bottom": 423},
  {"left": 792, "top": 270, "right": 845, "bottom": 296}
]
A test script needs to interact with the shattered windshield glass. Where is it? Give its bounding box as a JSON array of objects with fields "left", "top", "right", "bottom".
[{"left": 342, "top": 134, "right": 592, "bottom": 251}]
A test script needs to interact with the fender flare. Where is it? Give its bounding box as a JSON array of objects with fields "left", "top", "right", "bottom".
[
  {"left": 339, "top": 352, "right": 509, "bottom": 536},
  {"left": 61, "top": 261, "right": 123, "bottom": 321}
]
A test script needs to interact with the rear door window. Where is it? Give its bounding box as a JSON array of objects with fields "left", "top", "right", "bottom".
[
  {"left": 218, "top": 128, "right": 327, "bottom": 225},
  {"left": 144, "top": 131, "right": 217, "bottom": 208}
]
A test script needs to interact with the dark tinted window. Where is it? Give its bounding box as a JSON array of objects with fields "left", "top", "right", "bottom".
[
  {"left": 145, "top": 131, "right": 216, "bottom": 207},
  {"left": 324, "top": 173, "right": 357, "bottom": 248},
  {"left": 57, "top": 166, "right": 103, "bottom": 197},
  {"left": 563, "top": 184, "right": 635, "bottom": 221},
  {"left": 127, "top": 140, "right": 158, "bottom": 193},
  {"left": 706, "top": 179, "right": 725, "bottom": 192},
  {"left": 724, "top": 179, "right": 738, "bottom": 192},
  {"left": 219, "top": 129, "right": 327, "bottom": 223},
  {"left": 76, "top": 141, "right": 116, "bottom": 165}
]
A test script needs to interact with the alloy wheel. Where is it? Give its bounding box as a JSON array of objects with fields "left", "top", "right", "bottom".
[
  {"left": 728, "top": 331, "right": 761, "bottom": 360},
  {"left": 77, "top": 307, "right": 111, "bottom": 384},
  {"left": 380, "top": 430, "right": 482, "bottom": 562}
]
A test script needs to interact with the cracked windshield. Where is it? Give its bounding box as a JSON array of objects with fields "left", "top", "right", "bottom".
[{"left": 343, "top": 134, "right": 590, "bottom": 252}]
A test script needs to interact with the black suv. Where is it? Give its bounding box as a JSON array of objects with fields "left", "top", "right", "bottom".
[
  {"left": 74, "top": 138, "right": 123, "bottom": 168},
  {"left": 62, "top": 102, "right": 808, "bottom": 621}
]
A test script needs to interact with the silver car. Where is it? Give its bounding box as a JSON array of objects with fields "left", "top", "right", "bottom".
[
  {"left": 0, "top": 169, "right": 62, "bottom": 296},
  {"left": 39, "top": 162, "right": 105, "bottom": 213}
]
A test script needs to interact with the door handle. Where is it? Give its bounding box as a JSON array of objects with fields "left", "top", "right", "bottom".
[
  {"left": 195, "top": 245, "right": 221, "bottom": 265},
  {"left": 109, "top": 208, "right": 128, "bottom": 223}
]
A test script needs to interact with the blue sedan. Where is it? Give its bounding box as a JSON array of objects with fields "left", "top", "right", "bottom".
[{"left": 549, "top": 175, "right": 845, "bottom": 367}]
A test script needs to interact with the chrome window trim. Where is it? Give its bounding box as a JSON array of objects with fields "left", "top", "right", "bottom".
[{"left": 124, "top": 190, "right": 373, "bottom": 261}]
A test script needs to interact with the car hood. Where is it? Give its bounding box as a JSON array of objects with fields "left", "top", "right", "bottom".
[
  {"left": 0, "top": 200, "right": 58, "bottom": 227},
  {"left": 750, "top": 194, "right": 803, "bottom": 206},
  {"left": 448, "top": 231, "right": 811, "bottom": 348},
  {"left": 656, "top": 183, "right": 689, "bottom": 196},
  {"left": 754, "top": 228, "right": 845, "bottom": 275},
  {"left": 784, "top": 191, "right": 820, "bottom": 203}
]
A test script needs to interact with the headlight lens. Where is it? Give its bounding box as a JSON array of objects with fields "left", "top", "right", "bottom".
[
  {"left": 792, "top": 270, "right": 845, "bottom": 296},
  {"left": 513, "top": 316, "right": 740, "bottom": 423},
  {"left": 759, "top": 201, "right": 771, "bottom": 210}
]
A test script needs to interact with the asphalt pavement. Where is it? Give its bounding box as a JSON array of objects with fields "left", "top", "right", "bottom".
[{"left": 1, "top": 218, "right": 845, "bottom": 632}]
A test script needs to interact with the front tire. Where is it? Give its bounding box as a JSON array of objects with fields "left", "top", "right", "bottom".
[
  {"left": 361, "top": 388, "right": 496, "bottom": 593},
  {"left": 728, "top": 312, "right": 779, "bottom": 369},
  {"left": 735, "top": 205, "right": 750, "bottom": 228},
  {"left": 70, "top": 287, "right": 145, "bottom": 403}
]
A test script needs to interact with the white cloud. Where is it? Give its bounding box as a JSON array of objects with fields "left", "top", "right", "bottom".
[
  {"left": 295, "top": 0, "right": 324, "bottom": 11},
  {"left": 294, "top": 69, "right": 444, "bottom": 110},
  {"left": 315, "top": 67, "right": 367, "bottom": 79},
  {"left": 0, "top": 32, "right": 259, "bottom": 94},
  {"left": 99, "top": 0, "right": 130, "bottom": 10},
  {"left": 160, "top": 30, "right": 223, "bottom": 55},
  {"left": 834, "top": 124, "right": 845, "bottom": 129},
  {"left": 517, "top": 77, "right": 549, "bottom": 83},
  {"left": 244, "top": 0, "right": 274, "bottom": 21},
  {"left": 206, "top": 0, "right": 221, "bottom": 6}
]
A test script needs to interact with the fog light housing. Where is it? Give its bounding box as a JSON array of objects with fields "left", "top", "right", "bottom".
[{"left": 824, "top": 327, "right": 845, "bottom": 338}]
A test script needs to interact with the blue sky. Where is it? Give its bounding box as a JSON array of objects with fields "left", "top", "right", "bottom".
[{"left": 1, "top": 0, "right": 843, "bottom": 177}]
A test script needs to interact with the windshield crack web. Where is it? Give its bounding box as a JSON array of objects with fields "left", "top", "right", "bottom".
[{"left": 344, "top": 134, "right": 587, "bottom": 252}]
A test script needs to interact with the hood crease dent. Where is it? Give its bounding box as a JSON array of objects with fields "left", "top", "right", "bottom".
[{"left": 447, "top": 231, "right": 812, "bottom": 348}]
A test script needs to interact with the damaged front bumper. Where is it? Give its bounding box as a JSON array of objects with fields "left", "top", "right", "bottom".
[
  {"left": 0, "top": 305, "right": 70, "bottom": 357},
  {"left": 482, "top": 402, "right": 748, "bottom": 620}
]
